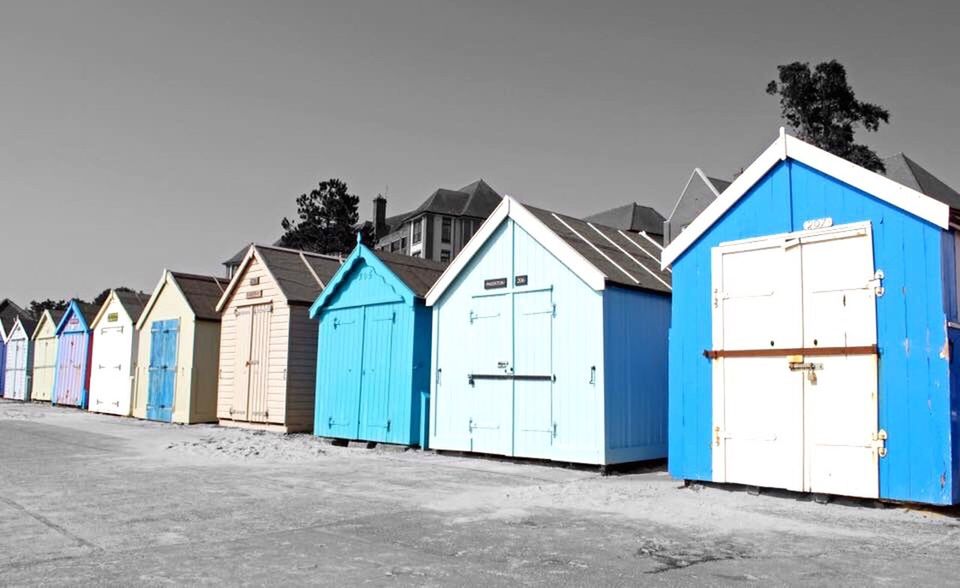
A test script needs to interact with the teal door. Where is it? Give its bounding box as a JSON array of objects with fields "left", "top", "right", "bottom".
[
  {"left": 357, "top": 303, "right": 400, "bottom": 443},
  {"left": 315, "top": 307, "right": 364, "bottom": 438},
  {"left": 512, "top": 289, "right": 556, "bottom": 459},
  {"left": 146, "top": 319, "right": 179, "bottom": 422}
]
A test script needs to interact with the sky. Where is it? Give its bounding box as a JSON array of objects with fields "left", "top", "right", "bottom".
[{"left": 2, "top": 0, "right": 958, "bottom": 304}]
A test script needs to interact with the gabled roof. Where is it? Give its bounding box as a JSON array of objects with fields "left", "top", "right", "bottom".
[
  {"left": 374, "top": 250, "right": 447, "bottom": 297},
  {"left": 309, "top": 242, "right": 446, "bottom": 317},
  {"left": 90, "top": 289, "right": 149, "bottom": 328},
  {"left": 0, "top": 299, "right": 27, "bottom": 339},
  {"left": 31, "top": 309, "right": 66, "bottom": 341},
  {"left": 401, "top": 179, "right": 502, "bottom": 222},
  {"left": 583, "top": 203, "right": 666, "bottom": 235},
  {"left": 55, "top": 299, "right": 98, "bottom": 335},
  {"left": 661, "top": 129, "right": 953, "bottom": 268},
  {"left": 882, "top": 153, "right": 960, "bottom": 210},
  {"left": 663, "top": 169, "right": 731, "bottom": 246},
  {"left": 137, "top": 270, "right": 227, "bottom": 328},
  {"left": 216, "top": 244, "right": 343, "bottom": 311},
  {"left": 425, "top": 197, "right": 671, "bottom": 306},
  {"left": 11, "top": 315, "right": 38, "bottom": 340}
]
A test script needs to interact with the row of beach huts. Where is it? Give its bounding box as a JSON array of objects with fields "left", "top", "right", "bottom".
[{"left": 4, "top": 129, "right": 960, "bottom": 507}]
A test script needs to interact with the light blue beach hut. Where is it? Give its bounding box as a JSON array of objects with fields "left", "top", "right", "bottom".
[{"left": 424, "top": 196, "right": 672, "bottom": 466}]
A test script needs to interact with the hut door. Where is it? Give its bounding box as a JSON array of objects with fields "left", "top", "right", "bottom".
[
  {"left": 33, "top": 337, "right": 56, "bottom": 401},
  {"left": 147, "top": 319, "right": 179, "bottom": 422},
  {"left": 800, "top": 227, "right": 879, "bottom": 499},
  {"left": 467, "top": 294, "right": 512, "bottom": 455},
  {"left": 358, "top": 303, "right": 399, "bottom": 443},
  {"left": 316, "top": 307, "right": 364, "bottom": 438},
  {"left": 712, "top": 239, "right": 804, "bottom": 492},
  {"left": 93, "top": 325, "right": 126, "bottom": 410},
  {"left": 55, "top": 331, "right": 88, "bottom": 407},
  {"left": 232, "top": 304, "right": 272, "bottom": 423},
  {"left": 512, "top": 289, "right": 555, "bottom": 459},
  {"left": 5, "top": 337, "right": 27, "bottom": 400}
]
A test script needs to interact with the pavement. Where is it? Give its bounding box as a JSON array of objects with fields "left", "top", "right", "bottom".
[{"left": 1, "top": 399, "right": 959, "bottom": 586}]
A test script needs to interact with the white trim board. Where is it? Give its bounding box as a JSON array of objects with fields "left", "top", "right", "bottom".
[
  {"left": 661, "top": 129, "right": 951, "bottom": 268},
  {"left": 424, "top": 196, "right": 607, "bottom": 306}
]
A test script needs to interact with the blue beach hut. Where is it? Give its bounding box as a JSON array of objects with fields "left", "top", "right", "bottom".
[
  {"left": 309, "top": 241, "right": 446, "bottom": 446},
  {"left": 662, "top": 129, "right": 960, "bottom": 505},
  {"left": 424, "top": 196, "right": 672, "bottom": 466}
]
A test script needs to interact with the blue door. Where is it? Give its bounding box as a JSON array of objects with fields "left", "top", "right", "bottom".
[
  {"left": 315, "top": 307, "right": 364, "bottom": 438},
  {"left": 147, "top": 319, "right": 179, "bottom": 422},
  {"left": 357, "top": 303, "right": 400, "bottom": 443}
]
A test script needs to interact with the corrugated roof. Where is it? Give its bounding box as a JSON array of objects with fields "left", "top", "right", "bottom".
[
  {"left": 374, "top": 250, "right": 447, "bottom": 297},
  {"left": 115, "top": 290, "right": 149, "bottom": 323},
  {"left": 583, "top": 203, "right": 666, "bottom": 235},
  {"left": 524, "top": 205, "right": 671, "bottom": 294},
  {"left": 169, "top": 272, "right": 227, "bottom": 321},
  {"left": 253, "top": 245, "right": 343, "bottom": 304},
  {"left": 883, "top": 153, "right": 960, "bottom": 210}
]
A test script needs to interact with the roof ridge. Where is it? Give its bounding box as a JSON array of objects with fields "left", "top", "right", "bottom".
[
  {"left": 255, "top": 243, "right": 343, "bottom": 261},
  {"left": 170, "top": 270, "right": 224, "bottom": 282}
]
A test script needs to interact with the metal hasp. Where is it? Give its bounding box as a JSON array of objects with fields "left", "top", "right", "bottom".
[
  {"left": 873, "top": 429, "right": 889, "bottom": 458},
  {"left": 468, "top": 373, "right": 556, "bottom": 386}
]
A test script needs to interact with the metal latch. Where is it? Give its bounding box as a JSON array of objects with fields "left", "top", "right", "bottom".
[
  {"left": 872, "top": 429, "right": 888, "bottom": 458},
  {"left": 868, "top": 270, "right": 885, "bottom": 297},
  {"left": 788, "top": 360, "right": 823, "bottom": 384}
]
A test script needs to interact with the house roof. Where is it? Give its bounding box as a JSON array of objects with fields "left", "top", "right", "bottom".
[
  {"left": 882, "top": 153, "right": 960, "bottom": 210},
  {"left": 400, "top": 179, "right": 502, "bottom": 223},
  {"left": 218, "top": 244, "right": 343, "bottom": 310},
  {"left": 583, "top": 203, "right": 666, "bottom": 235},
  {"left": 168, "top": 272, "right": 227, "bottom": 321},
  {"left": 425, "top": 196, "right": 671, "bottom": 306},
  {"left": 661, "top": 129, "right": 953, "bottom": 268},
  {"left": 115, "top": 290, "right": 149, "bottom": 323},
  {"left": 55, "top": 299, "right": 99, "bottom": 335},
  {"left": 13, "top": 315, "right": 38, "bottom": 339},
  {"left": 374, "top": 250, "right": 447, "bottom": 297}
]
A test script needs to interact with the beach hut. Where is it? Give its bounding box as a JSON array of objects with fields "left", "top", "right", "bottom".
[
  {"left": 309, "top": 241, "right": 445, "bottom": 445},
  {"left": 661, "top": 129, "right": 960, "bottom": 505},
  {"left": 3, "top": 315, "right": 37, "bottom": 400},
  {"left": 52, "top": 300, "right": 98, "bottom": 408},
  {"left": 0, "top": 299, "right": 29, "bottom": 397},
  {"left": 30, "top": 309, "right": 65, "bottom": 402},
  {"left": 133, "top": 270, "right": 225, "bottom": 424},
  {"left": 215, "top": 245, "right": 341, "bottom": 432},
  {"left": 424, "top": 196, "right": 672, "bottom": 466},
  {"left": 88, "top": 289, "right": 148, "bottom": 416}
]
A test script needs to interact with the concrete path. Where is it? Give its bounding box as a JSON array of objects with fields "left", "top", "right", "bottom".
[{"left": 1, "top": 400, "right": 958, "bottom": 586}]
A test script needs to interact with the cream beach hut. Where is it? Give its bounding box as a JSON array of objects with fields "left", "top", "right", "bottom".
[{"left": 29, "top": 309, "right": 65, "bottom": 402}]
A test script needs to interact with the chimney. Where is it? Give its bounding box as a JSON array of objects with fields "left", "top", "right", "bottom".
[{"left": 373, "top": 194, "right": 387, "bottom": 240}]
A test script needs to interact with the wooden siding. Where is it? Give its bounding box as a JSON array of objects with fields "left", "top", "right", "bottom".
[
  {"left": 285, "top": 305, "right": 318, "bottom": 431},
  {"left": 88, "top": 294, "right": 138, "bottom": 416},
  {"left": 669, "top": 160, "right": 954, "bottom": 505}
]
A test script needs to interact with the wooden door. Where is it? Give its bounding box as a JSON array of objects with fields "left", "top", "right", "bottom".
[
  {"left": 54, "top": 332, "right": 88, "bottom": 407},
  {"left": 315, "top": 307, "right": 364, "bottom": 438},
  {"left": 357, "top": 303, "right": 399, "bottom": 442},
  {"left": 147, "top": 319, "right": 179, "bottom": 422},
  {"left": 32, "top": 337, "right": 57, "bottom": 401},
  {"left": 232, "top": 304, "right": 272, "bottom": 423},
  {"left": 512, "top": 289, "right": 556, "bottom": 460},
  {"left": 4, "top": 336, "right": 28, "bottom": 400},
  {"left": 466, "top": 294, "right": 513, "bottom": 456},
  {"left": 92, "top": 324, "right": 127, "bottom": 412}
]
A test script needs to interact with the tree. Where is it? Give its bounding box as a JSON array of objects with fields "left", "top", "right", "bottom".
[
  {"left": 766, "top": 60, "right": 890, "bottom": 173},
  {"left": 279, "top": 178, "right": 372, "bottom": 254},
  {"left": 28, "top": 299, "right": 69, "bottom": 317},
  {"left": 91, "top": 286, "right": 141, "bottom": 309}
]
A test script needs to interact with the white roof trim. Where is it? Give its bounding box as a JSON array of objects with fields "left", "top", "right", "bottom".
[
  {"left": 424, "top": 196, "right": 608, "bottom": 306},
  {"left": 666, "top": 168, "right": 722, "bottom": 223},
  {"left": 618, "top": 230, "right": 671, "bottom": 275},
  {"left": 555, "top": 215, "right": 638, "bottom": 285},
  {"left": 661, "top": 129, "right": 951, "bottom": 268},
  {"left": 135, "top": 270, "right": 195, "bottom": 330},
  {"left": 89, "top": 290, "right": 134, "bottom": 329}
]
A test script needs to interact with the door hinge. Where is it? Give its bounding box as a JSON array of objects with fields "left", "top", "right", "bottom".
[
  {"left": 872, "top": 429, "right": 888, "bottom": 457},
  {"left": 714, "top": 426, "right": 721, "bottom": 447},
  {"left": 868, "top": 270, "right": 885, "bottom": 297}
]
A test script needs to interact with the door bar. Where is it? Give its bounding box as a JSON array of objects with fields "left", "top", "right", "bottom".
[
  {"left": 703, "top": 345, "right": 878, "bottom": 359},
  {"left": 468, "top": 373, "right": 555, "bottom": 385}
]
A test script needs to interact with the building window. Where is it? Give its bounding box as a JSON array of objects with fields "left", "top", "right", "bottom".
[
  {"left": 441, "top": 217, "right": 452, "bottom": 243},
  {"left": 390, "top": 241, "right": 399, "bottom": 252},
  {"left": 463, "top": 221, "right": 474, "bottom": 242},
  {"left": 440, "top": 250, "right": 451, "bottom": 263},
  {"left": 400, "top": 237, "right": 407, "bottom": 251},
  {"left": 412, "top": 219, "right": 422, "bottom": 244}
]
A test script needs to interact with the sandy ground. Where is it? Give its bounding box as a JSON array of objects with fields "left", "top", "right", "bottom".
[{"left": 1, "top": 400, "right": 959, "bottom": 586}]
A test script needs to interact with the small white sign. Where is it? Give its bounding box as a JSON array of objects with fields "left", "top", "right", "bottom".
[{"left": 803, "top": 217, "right": 833, "bottom": 230}]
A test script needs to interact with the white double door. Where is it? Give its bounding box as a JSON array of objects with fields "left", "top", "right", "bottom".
[{"left": 712, "top": 222, "right": 883, "bottom": 499}]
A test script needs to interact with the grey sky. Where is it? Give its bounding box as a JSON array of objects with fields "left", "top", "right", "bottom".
[{"left": 2, "top": 1, "right": 958, "bottom": 304}]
